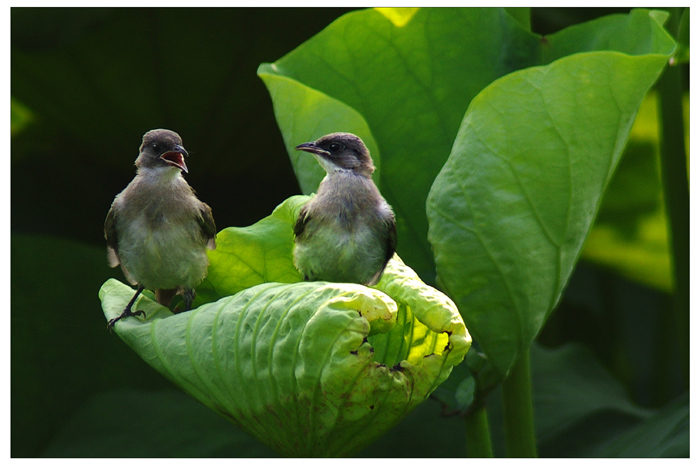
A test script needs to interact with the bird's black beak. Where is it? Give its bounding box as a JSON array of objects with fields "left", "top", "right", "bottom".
[
  {"left": 160, "top": 144, "right": 189, "bottom": 173},
  {"left": 295, "top": 142, "right": 329, "bottom": 157}
]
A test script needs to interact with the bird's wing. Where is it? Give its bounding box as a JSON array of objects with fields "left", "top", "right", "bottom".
[
  {"left": 385, "top": 213, "right": 397, "bottom": 265},
  {"left": 104, "top": 206, "right": 121, "bottom": 267},
  {"left": 198, "top": 202, "right": 217, "bottom": 250},
  {"left": 293, "top": 204, "right": 310, "bottom": 238},
  {"left": 366, "top": 213, "right": 398, "bottom": 287}
]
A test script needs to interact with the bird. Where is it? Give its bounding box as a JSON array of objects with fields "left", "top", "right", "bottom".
[
  {"left": 293, "top": 132, "right": 396, "bottom": 286},
  {"left": 104, "top": 129, "right": 216, "bottom": 328}
]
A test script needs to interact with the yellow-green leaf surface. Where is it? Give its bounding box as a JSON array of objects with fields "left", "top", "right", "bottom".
[{"left": 101, "top": 197, "right": 469, "bottom": 457}]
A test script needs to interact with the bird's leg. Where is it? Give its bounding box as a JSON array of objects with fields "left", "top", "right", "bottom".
[
  {"left": 108, "top": 284, "right": 146, "bottom": 329},
  {"left": 155, "top": 288, "right": 177, "bottom": 308},
  {"left": 183, "top": 288, "right": 196, "bottom": 312}
]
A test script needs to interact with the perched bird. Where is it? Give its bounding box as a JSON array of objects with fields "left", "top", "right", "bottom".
[
  {"left": 293, "top": 132, "right": 396, "bottom": 286},
  {"left": 104, "top": 129, "right": 216, "bottom": 328}
]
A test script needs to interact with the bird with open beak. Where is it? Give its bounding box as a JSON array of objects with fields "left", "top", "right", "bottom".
[
  {"left": 293, "top": 132, "right": 396, "bottom": 286},
  {"left": 104, "top": 129, "right": 216, "bottom": 328}
]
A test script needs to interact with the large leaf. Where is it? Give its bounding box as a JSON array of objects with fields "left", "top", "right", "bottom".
[
  {"left": 258, "top": 7, "right": 542, "bottom": 281},
  {"left": 100, "top": 196, "right": 470, "bottom": 457},
  {"left": 426, "top": 24, "right": 674, "bottom": 375},
  {"left": 257, "top": 7, "right": 676, "bottom": 287}
]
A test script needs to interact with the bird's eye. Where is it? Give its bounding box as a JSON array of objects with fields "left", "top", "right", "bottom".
[
  {"left": 328, "top": 143, "right": 343, "bottom": 152},
  {"left": 151, "top": 142, "right": 161, "bottom": 152}
]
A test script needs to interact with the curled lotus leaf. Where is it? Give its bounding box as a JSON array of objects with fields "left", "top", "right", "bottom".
[{"left": 100, "top": 197, "right": 470, "bottom": 457}]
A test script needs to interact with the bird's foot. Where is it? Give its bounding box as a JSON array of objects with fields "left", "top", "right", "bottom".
[
  {"left": 108, "top": 285, "right": 146, "bottom": 330},
  {"left": 108, "top": 308, "right": 146, "bottom": 330}
]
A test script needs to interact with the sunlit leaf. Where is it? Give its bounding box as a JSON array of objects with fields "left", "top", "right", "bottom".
[
  {"left": 101, "top": 196, "right": 470, "bottom": 457},
  {"left": 426, "top": 19, "right": 674, "bottom": 376}
]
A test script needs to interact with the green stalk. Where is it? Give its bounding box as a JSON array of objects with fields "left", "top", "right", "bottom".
[
  {"left": 464, "top": 405, "right": 494, "bottom": 457},
  {"left": 656, "top": 7, "right": 689, "bottom": 388},
  {"left": 501, "top": 347, "right": 537, "bottom": 457}
]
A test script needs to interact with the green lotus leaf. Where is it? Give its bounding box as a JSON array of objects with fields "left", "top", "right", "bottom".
[
  {"left": 100, "top": 196, "right": 470, "bottom": 457},
  {"left": 191, "top": 195, "right": 308, "bottom": 306}
]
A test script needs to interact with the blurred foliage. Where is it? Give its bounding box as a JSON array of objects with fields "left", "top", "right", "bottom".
[
  {"left": 11, "top": 7, "right": 688, "bottom": 458},
  {"left": 674, "top": 8, "right": 690, "bottom": 64},
  {"left": 41, "top": 389, "right": 276, "bottom": 458},
  {"left": 10, "top": 97, "right": 33, "bottom": 136},
  {"left": 11, "top": 234, "right": 166, "bottom": 456}
]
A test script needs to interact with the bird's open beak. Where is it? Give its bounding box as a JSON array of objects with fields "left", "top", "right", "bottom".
[
  {"left": 295, "top": 142, "right": 329, "bottom": 157},
  {"left": 160, "top": 145, "right": 189, "bottom": 173}
]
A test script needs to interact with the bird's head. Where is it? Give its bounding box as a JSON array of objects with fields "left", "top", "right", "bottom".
[
  {"left": 136, "top": 129, "right": 189, "bottom": 174},
  {"left": 295, "top": 132, "right": 375, "bottom": 177}
]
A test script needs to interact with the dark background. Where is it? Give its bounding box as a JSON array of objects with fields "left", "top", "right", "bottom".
[
  {"left": 11, "top": 7, "right": 684, "bottom": 457},
  {"left": 11, "top": 7, "right": 631, "bottom": 247}
]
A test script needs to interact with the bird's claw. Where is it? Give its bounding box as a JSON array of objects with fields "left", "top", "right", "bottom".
[{"left": 108, "top": 309, "right": 146, "bottom": 330}]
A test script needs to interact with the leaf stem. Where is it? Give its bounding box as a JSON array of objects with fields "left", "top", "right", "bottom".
[
  {"left": 501, "top": 347, "right": 537, "bottom": 457},
  {"left": 656, "top": 8, "right": 689, "bottom": 388},
  {"left": 464, "top": 405, "right": 494, "bottom": 457}
]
